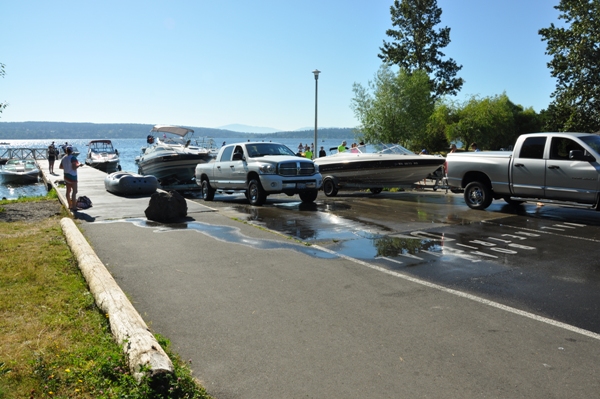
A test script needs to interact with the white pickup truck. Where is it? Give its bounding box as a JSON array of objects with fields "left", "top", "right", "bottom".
[
  {"left": 446, "top": 132, "right": 600, "bottom": 210},
  {"left": 195, "top": 141, "right": 322, "bottom": 206}
]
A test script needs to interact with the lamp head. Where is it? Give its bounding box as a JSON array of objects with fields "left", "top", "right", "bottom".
[{"left": 312, "top": 69, "right": 321, "bottom": 80}]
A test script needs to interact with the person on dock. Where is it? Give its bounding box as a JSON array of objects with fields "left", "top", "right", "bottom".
[
  {"left": 47, "top": 141, "right": 58, "bottom": 174},
  {"left": 59, "top": 146, "right": 81, "bottom": 211}
]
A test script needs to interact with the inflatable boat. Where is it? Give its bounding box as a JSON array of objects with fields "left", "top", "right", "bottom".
[{"left": 104, "top": 172, "right": 158, "bottom": 196}]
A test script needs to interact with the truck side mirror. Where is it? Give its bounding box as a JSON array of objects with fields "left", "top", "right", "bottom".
[
  {"left": 569, "top": 150, "right": 596, "bottom": 162},
  {"left": 232, "top": 152, "right": 244, "bottom": 161}
]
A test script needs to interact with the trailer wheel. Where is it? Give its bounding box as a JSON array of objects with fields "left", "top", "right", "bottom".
[
  {"left": 464, "top": 181, "right": 493, "bottom": 210},
  {"left": 323, "top": 178, "right": 338, "bottom": 197}
]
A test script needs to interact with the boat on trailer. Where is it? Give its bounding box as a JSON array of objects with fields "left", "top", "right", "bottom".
[
  {"left": 314, "top": 144, "right": 445, "bottom": 196},
  {"left": 137, "top": 125, "right": 214, "bottom": 187}
]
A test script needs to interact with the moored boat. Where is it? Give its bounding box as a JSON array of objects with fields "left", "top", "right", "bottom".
[
  {"left": 0, "top": 159, "right": 41, "bottom": 184},
  {"left": 314, "top": 144, "right": 445, "bottom": 196},
  {"left": 85, "top": 140, "right": 121, "bottom": 173},
  {"left": 104, "top": 172, "right": 158, "bottom": 196},
  {"left": 137, "top": 125, "right": 214, "bottom": 186}
]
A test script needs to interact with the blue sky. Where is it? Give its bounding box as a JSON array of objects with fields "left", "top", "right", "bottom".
[{"left": 1, "top": 1, "right": 561, "bottom": 131}]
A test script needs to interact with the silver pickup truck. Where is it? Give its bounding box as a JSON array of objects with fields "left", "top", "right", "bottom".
[
  {"left": 446, "top": 132, "right": 600, "bottom": 210},
  {"left": 195, "top": 141, "right": 322, "bottom": 206}
]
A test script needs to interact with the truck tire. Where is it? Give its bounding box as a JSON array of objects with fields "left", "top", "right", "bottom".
[
  {"left": 201, "top": 179, "right": 215, "bottom": 201},
  {"left": 299, "top": 190, "right": 318, "bottom": 203},
  {"left": 464, "top": 181, "right": 493, "bottom": 210},
  {"left": 323, "top": 178, "right": 338, "bottom": 197},
  {"left": 247, "top": 179, "right": 266, "bottom": 206}
]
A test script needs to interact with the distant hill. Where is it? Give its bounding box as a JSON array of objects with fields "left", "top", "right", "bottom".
[
  {"left": 217, "top": 124, "right": 280, "bottom": 134},
  {"left": 0, "top": 121, "right": 359, "bottom": 140}
]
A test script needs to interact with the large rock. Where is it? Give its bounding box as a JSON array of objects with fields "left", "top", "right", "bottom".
[{"left": 144, "top": 190, "right": 187, "bottom": 222}]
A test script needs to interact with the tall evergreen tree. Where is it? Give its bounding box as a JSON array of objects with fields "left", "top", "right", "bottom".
[
  {"left": 379, "top": 0, "right": 463, "bottom": 98},
  {"left": 539, "top": 0, "right": 600, "bottom": 132}
]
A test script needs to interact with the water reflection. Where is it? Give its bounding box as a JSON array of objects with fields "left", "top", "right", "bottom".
[{"left": 374, "top": 235, "right": 439, "bottom": 257}]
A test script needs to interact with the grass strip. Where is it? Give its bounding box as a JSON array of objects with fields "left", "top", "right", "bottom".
[{"left": 0, "top": 195, "right": 212, "bottom": 398}]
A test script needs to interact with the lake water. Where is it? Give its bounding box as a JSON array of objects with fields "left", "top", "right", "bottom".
[{"left": 0, "top": 136, "right": 357, "bottom": 200}]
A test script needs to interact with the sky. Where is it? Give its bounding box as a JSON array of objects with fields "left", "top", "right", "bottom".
[{"left": 0, "top": 1, "right": 562, "bottom": 132}]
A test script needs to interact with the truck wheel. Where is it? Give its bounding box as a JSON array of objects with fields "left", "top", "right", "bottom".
[
  {"left": 299, "top": 190, "right": 318, "bottom": 203},
  {"left": 323, "top": 178, "right": 338, "bottom": 197},
  {"left": 369, "top": 187, "right": 383, "bottom": 194},
  {"left": 464, "top": 181, "right": 493, "bottom": 210},
  {"left": 247, "top": 179, "right": 266, "bottom": 206},
  {"left": 201, "top": 179, "right": 215, "bottom": 201}
]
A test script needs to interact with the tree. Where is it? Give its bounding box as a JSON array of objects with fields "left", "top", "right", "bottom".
[
  {"left": 446, "top": 94, "right": 536, "bottom": 151},
  {"left": 351, "top": 65, "right": 435, "bottom": 151},
  {"left": 379, "top": 0, "right": 463, "bottom": 98},
  {"left": 0, "top": 63, "right": 7, "bottom": 117},
  {"left": 539, "top": 0, "right": 600, "bottom": 132}
]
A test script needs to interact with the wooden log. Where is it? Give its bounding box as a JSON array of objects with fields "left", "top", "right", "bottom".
[{"left": 60, "top": 217, "right": 173, "bottom": 380}]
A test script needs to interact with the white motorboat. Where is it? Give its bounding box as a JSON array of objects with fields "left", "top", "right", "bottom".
[
  {"left": 314, "top": 144, "right": 445, "bottom": 196},
  {"left": 0, "top": 159, "right": 41, "bottom": 184},
  {"left": 85, "top": 140, "right": 121, "bottom": 173},
  {"left": 104, "top": 171, "right": 158, "bottom": 196},
  {"left": 137, "top": 125, "right": 214, "bottom": 186}
]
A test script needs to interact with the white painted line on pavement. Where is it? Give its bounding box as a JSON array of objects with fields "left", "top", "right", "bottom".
[
  {"left": 313, "top": 244, "right": 600, "bottom": 342},
  {"left": 482, "top": 220, "right": 600, "bottom": 243}
]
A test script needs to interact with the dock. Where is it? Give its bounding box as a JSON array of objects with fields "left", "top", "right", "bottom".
[{"left": 36, "top": 159, "right": 211, "bottom": 220}]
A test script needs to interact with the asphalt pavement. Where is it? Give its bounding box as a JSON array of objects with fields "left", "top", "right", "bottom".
[{"left": 39, "top": 160, "right": 600, "bottom": 399}]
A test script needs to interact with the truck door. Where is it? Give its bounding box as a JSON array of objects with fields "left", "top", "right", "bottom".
[
  {"left": 545, "top": 137, "right": 599, "bottom": 203},
  {"left": 214, "top": 146, "right": 234, "bottom": 187},
  {"left": 511, "top": 136, "right": 546, "bottom": 198},
  {"left": 228, "top": 145, "right": 247, "bottom": 189}
]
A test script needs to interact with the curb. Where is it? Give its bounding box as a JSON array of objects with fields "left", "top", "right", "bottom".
[{"left": 60, "top": 217, "right": 174, "bottom": 379}]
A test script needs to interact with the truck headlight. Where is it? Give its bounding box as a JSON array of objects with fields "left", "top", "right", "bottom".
[
  {"left": 258, "top": 163, "right": 276, "bottom": 174},
  {"left": 314, "top": 164, "right": 319, "bottom": 173}
]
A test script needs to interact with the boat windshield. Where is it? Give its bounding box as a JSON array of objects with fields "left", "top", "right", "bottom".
[
  {"left": 371, "top": 144, "right": 416, "bottom": 155},
  {"left": 246, "top": 143, "right": 297, "bottom": 157}
]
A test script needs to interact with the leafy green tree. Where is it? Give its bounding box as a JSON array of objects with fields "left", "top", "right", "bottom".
[
  {"left": 425, "top": 100, "right": 458, "bottom": 152},
  {"left": 446, "top": 94, "right": 526, "bottom": 151},
  {"left": 379, "top": 0, "right": 463, "bottom": 98},
  {"left": 351, "top": 65, "right": 435, "bottom": 151},
  {"left": 0, "top": 63, "right": 7, "bottom": 117},
  {"left": 539, "top": 0, "right": 600, "bottom": 132}
]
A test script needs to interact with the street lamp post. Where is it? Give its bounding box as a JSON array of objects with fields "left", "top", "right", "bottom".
[{"left": 312, "top": 69, "right": 320, "bottom": 158}]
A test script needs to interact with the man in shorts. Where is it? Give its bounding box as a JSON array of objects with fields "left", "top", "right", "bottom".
[{"left": 59, "top": 146, "right": 81, "bottom": 211}]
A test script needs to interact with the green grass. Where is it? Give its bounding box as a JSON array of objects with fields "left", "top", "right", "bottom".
[{"left": 0, "top": 195, "right": 212, "bottom": 398}]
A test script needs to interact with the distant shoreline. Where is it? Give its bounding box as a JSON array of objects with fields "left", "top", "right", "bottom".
[{"left": 0, "top": 121, "right": 356, "bottom": 140}]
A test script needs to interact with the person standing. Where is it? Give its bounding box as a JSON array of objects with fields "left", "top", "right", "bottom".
[
  {"left": 319, "top": 146, "right": 327, "bottom": 157},
  {"left": 59, "top": 146, "right": 81, "bottom": 211},
  {"left": 304, "top": 145, "right": 313, "bottom": 160},
  {"left": 338, "top": 140, "right": 347, "bottom": 153},
  {"left": 47, "top": 141, "right": 58, "bottom": 174}
]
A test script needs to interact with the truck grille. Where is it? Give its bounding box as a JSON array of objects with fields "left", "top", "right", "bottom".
[{"left": 278, "top": 161, "right": 316, "bottom": 176}]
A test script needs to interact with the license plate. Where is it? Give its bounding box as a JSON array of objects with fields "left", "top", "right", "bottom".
[{"left": 297, "top": 183, "right": 306, "bottom": 189}]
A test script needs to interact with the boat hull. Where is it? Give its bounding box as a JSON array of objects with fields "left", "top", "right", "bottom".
[
  {"left": 315, "top": 154, "right": 445, "bottom": 189},
  {"left": 0, "top": 170, "right": 40, "bottom": 184},
  {"left": 86, "top": 159, "right": 120, "bottom": 173},
  {"left": 137, "top": 153, "right": 212, "bottom": 184},
  {"left": 104, "top": 172, "right": 158, "bottom": 196}
]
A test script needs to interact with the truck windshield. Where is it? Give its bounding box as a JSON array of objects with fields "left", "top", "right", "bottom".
[
  {"left": 579, "top": 135, "right": 600, "bottom": 154},
  {"left": 246, "top": 143, "right": 296, "bottom": 157}
]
